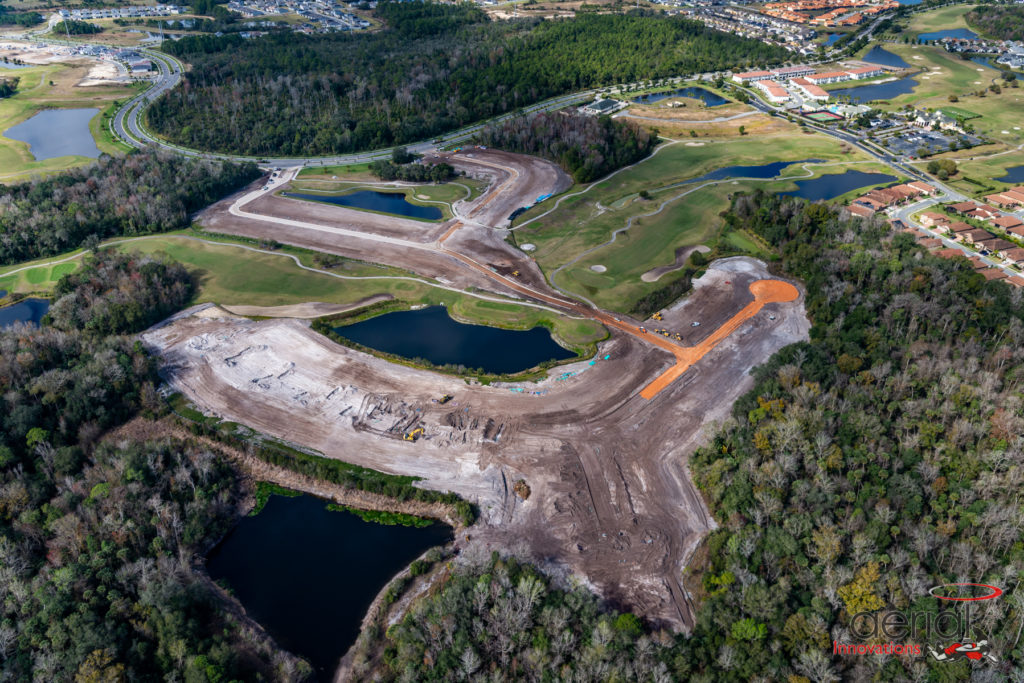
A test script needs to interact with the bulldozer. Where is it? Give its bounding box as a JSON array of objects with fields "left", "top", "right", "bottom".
[
  {"left": 438, "top": 394, "right": 453, "bottom": 404},
  {"left": 404, "top": 427, "right": 425, "bottom": 442}
]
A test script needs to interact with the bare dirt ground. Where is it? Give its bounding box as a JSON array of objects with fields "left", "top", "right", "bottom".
[
  {"left": 143, "top": 256, "right": 808, "bottom": 630},
  {"left": 220, "top": 295, "right": 392, "bottom": 319}
]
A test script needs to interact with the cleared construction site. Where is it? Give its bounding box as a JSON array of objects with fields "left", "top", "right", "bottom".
[{"left": 148, "top": 149, "right": 810, "bottom": 629}]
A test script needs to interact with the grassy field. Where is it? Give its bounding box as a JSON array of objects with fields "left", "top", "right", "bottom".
[
  {"left": 0, "top": 60, "right": 136, "bottom": 182},
  {"left": 512, "top": 128, "right": 878, "bottom": 311},
  {"left": 906, "top": 4, "right": 976, "bottom": 36},
  {"left": 0, "top": 252, "right": 84, "bottom": 297}
]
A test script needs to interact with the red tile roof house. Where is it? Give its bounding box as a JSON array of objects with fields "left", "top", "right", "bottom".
[
  {"left": 918, "top": 237, "right": 943, "bottom": 249},
  {"left": 1002, "top": 247, "right": 1024, "bottom": 266},
  {"left": 847, "top": 203, "right": 876, "bottom": 218},
  {"left": 969, "top": 256, "right": 989, "bottom": 270},
  {"left": 907, "top": 181, "right": 936, "bottom": 195},
  {"left": 981, "top": 268, "right": 1008, "bottom": 281},
  {"left": 1008, "top": 275, "right": 1024, "bottom": 288},
  {"left": 985, "top": 193, "right": 1022, "bottom": 209},
  {"left": 963, "top": 229, "right": 995, "bottom": 245},
  {"left": 854, "top": 196, "right": 888, "bottom": 211},
  {"left": 977, "top": 238, "right": 1016, "bottom": 255},
  {"left": 919, "top": 211, "right": 950, "bottom": 228},
  {"left": 992, "top": 215, "right": 1024, "bottom": 230},
  {"left": 949, "top": 201, "right": 980, "bottom": 214},
  {"left": 1002, "top": 189, "right": 1024, "bottom": 203},
  {"left": 935, "top": 247, "right": 965, "bottom": 260},
  {"left": 946, "top": 222, "right": 976, "bottom": 240}
]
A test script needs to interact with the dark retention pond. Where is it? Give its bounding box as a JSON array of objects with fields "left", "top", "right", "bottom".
[
  {"left": 334, "top": 305, "right": 574, "bottom": 374},
  {"left": 825, "top": 33, "right": 843, "bottom": 46},
  {"left": 997, "top": 166, "right": 1024, "bottom": 183},
  {"left": 861, "top": 46, "right": 910, "bottom": 69},
  {"left": 632, "top": 86, "right": 729, "bottom": 106},
  {"left": 666, "top": 159, "right": 821, "bottom": 189},
  {"left": 831, "top": 76, "right": 916, "bottom": 103},
  {"left": 0, "top": 298, "right": 49, "bottom": 328},
  {"left": 207, "top": 493, "right": 452, "bottom": 680},
  {"left": 3, "top": 108, "right": 101, "bottom": 160},
  {"left": 779, "top": 170, "right": 897, "bottom": 201},
  {"left": 919, "top": 28, "right": 977, "bottom": 42},
  {"left": 283, "top": 190, "right": 442, "bottom": 220}
]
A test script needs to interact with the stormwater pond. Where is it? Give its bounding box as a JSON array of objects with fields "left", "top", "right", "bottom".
[
  {"left": 918, "top": 28, "right": 977, "bottom": 42},
  {"left": 206, "top": 493, "right": 452, "bottom": 680},
  {"left": 0, "top": 298, "right": 49, "bottom": 328},
  {"left": 334, "top": 306, "right": 574, "bottom": 374},
  {"left": 779, "top": 170, "right": 897, "bottom": 201},
  {"left": 3, "top": 108, "right": 100, "bottom": 160},
  {"left": 632, "top": 86, "right": 729, "bottom": 107},
  {"left": 997, "top": 166, "right": 1024, "bottom": 183},
  {"left": 283, "top": 190, "right": 443, "bottom": 220},
  {"left": 861, "top": 46, "right": 910, "bottom": 69},
  {"left": 665, "top": 159, "right": 822, "bottom": 189},
  {"left": 830, "top": 76, "right": 917, "bottom": 103}
]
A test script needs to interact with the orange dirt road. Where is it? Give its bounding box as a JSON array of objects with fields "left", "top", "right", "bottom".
[{"left": 639, "top": 279, "right": 799, "bottom": 399}]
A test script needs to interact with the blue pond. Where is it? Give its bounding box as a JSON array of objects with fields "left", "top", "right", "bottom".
[
  {"left": 333, "top": 306, "right": 574, "bottom": 374},
  {"left": 672, "top": 159, "right": 822, "bottom": 187},
  {"left": 919, "top": 28, "right": 977, "bottom": 42},
  {"left": 825, "top": 33, "right": 843, "bottom": 46},
  {"left": 970, "top": 56, "right": 996, "bottom": 70},
  {"left": 207, "top": 493, "right": 452, "bottom": 680},
  {"left": 0, "top": 298, "right": 49, "bottom": 328},
  {"left": 831, "top": 76, "right": 917, "bottom": 103},
  {"left": 4, "top": 108, "right": 101, "bottom": 160},
  {"left": 0, "top": 61, "right": 32, "bottom": 70},
  {"left": 861, "top": 46, "right": 910, "bottom": 69},
  {"left": 779, "top": 170, "right": 897, "bottom": 201},
  {"left": 283, "top": 190, "right": 442, "bottom": 220},
  {"left": 898, "top": 0, "right": 922, "bottom": 4},
  {"left": 632, "top": 86, "right": 729, "bottom": 107},
  {"left": 996, "top": 166, "right": 1024, "bottom": 183}
]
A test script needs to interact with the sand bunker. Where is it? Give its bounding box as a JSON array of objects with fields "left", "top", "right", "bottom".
[{"left": 590, "top": 264, "right": 607, "bottom": 273}]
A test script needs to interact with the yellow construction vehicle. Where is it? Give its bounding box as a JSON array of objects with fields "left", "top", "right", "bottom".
[
  {"left": 438, "top": 394, "right": 453, "bottom": 404},
  {"left": 511, "top": 270, "right": 520, "bottom": 277},
  {"left": 652, "top": 312, "right": 663, "bottom": 321},
  {"left": 404, "top": 427, "right": 424, "bottom": 442}
]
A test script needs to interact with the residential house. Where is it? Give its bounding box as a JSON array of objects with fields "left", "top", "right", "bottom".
[
  {"left": 980, "top": 268, "right": 1008, "bottom": 281},
  {"left": 806, "top": 70, "right": 852, "bottom": 85},
  {"left": 733, "top": 70, "right": 773, "bottom": 84},
  {"left": 992, "top": 215, "right": 1024, "bottom": 231},
  {"left": 962, "top": 229, "right": 995, "bottom": 246},
  {"left": 919, "top": 211, "right": 949, "bottom": 228},
  {"left": 790, "top": 77, "right": 829, "bottom": 101},
  {"left": 977, "top": 238, "right": 1016, "bottom": 255},
  {"left": 1002, "top": 247, "right": 1024, "bottom": 266},
  {"left": 846, "top": 65, "right": 885, "bottom": 79},
  {"left": 754, "top": 80, "right": 791, "bottom": 103}
]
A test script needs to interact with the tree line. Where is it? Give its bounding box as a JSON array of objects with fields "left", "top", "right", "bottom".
[
  {"left": 0, "top": 148, "right": 259, "bottom": 266},
  {"left": 476, "top": 111, "right": 657, "bottom": 183},
  {"left": 147, "top": 2, "right": 786, "bottom": 156},
  {"left": 0, "top": 77, "right": 16, "bottom": 99}
]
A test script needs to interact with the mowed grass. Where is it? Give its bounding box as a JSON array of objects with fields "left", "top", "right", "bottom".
[
  {"left": 866, "top": 44, "right": 997, "bottom": 106},
  {"left": 907, "top": 4, "right": 976, "bottom": 35},
  {"left": 114, "top": 235, "right": 605, "bottom": 349},
  {"left": 0, "top": 254, "right": 83, "bottom": 295},
  {"left": 0, "top": 61, "right": 136, "bottom": 182}
]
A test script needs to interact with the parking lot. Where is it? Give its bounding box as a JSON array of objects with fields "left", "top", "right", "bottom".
[{"left": 882, "top": 129, "right": 983, "bottom": 157}]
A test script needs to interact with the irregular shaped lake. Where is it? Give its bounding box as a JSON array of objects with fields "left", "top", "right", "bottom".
[
  {"left": 632, "top": 86, "right": 729, "bottom": 106},
  {"left": 779, "top": 170, "right": 897, "bottom": 201},
  {"left": 666, "top": 159, "right": 821, "bottom": 189},
  {"left": 830, "top": 76, "right": 917, "bottom": 103},
  {"left": 997, "top": 166, "right": 1024, "bottom": 183},
  {"left": 0, "top": 298, "right": 49, "bottom": 328},
  {"left": 207, "top": 493, "right": 452, "bottom": 680},
  {"left": 334, "top": 305, "right": 574, "bottom": 374},
  {"left": 861, "top": 46, "right": 910, "bottom": 69},
  {"left": 919, "top": 28, "right": 977, "bottom": 42},
  {"left": 825, "top": 33, "right": 843, "bottom": 46},
  {"left": 283, "top": 190, "right": 442, "bottom": 221},
  {"left": 3, "top": 108, "right": 100, "bottom": 160}
]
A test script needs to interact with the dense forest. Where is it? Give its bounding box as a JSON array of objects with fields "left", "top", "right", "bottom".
[
  {"left": 0, "top": 148, "right": 259, "bottom": 265},
  {"left": 966, "top": 5, "right": 1024, "bottom": 41},
  {"left": 359, "top": 193, "right": 1024, "bottom": 680},
  {"left": 147, "top": 2, "right": 786, "bottom": 155},
  {"left": 477, "top": 111, "right": 657, "bottom": 183},
  {"left": 685, "top": 193, "right": 1024, "bottom": 680},
  {"left": 0, "top": 7, "right": 42, "bottom": 27},
  {"left": 0, "top": 250, "right": 306, "bottom": 680}
]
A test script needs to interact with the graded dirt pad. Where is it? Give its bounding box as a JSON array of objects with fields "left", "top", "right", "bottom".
[
  {"left": 144, "top": 257, "right": 808, "bottom": 630},
  {"left": 221, "top": 295, "right": 392, "bottom": 319}
]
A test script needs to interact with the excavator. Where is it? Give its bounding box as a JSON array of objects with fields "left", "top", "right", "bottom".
[
  {"left": 404, "top": 427, "right": 424, "bottom": 442},
  {"left": 438, "top": 394, "right": 453, "bottom": 404}
]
